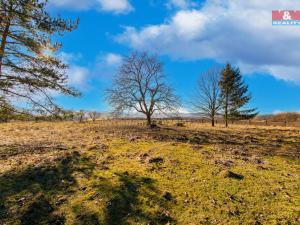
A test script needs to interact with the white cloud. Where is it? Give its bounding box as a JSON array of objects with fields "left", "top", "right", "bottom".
[
  {"left": 48, "top": 0, "right": 133, "bottom": 14},
  {"left": 273, "top": 110, "right": 283, "bottom": 115},
  {"left": 46, "top": 52, "right": 122, "bottom": 96},
  {"left": 117, "top": 0, "right": 300, "bottom": 83},
  {"left": 104, "top": 53, "right": 123, "bottom": 65},
  {"left": 48, "top": 0, "right": 94, "bottom": 10},
  {"left": 98, "top": 0, "right": 133, "bottom": 14},
  {"left": 59, "top": 52, "right": 82, "bottom": 63},
  {"left": 178, "top": 107, "right": 190, "bottom": 114},
  {"left": 94, "top": 53, "right": 123, "bottom": 78},
  {"left": 67, "top": 66, "right": 90, "bottom": 89},
  {"left": 59, "top": 52, "right": 90, "bottom": 90}
]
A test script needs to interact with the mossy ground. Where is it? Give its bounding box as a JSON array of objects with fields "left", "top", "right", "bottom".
[{"left": 0, "top": 121, "right": 299, "bottom": 224}]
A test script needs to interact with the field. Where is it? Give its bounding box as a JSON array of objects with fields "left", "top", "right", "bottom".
[{"left": 0, "top": 121, "right": 299, "bottom": 225}]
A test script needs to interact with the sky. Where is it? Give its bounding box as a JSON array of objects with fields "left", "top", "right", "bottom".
[{"left": 47, "top": 0, "right": 300, "bottom": 114}]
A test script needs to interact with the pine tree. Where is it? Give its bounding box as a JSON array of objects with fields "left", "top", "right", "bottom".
[
  {"left": 0, "top": 0, "right": 80, "bottom": 114},
  {"left": 219, "top": 63, "right": 257, "bottom": 127}
]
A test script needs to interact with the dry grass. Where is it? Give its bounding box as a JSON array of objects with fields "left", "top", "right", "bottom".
[{"left": 0, "top": 121, "right": 299, "bottom": 225}]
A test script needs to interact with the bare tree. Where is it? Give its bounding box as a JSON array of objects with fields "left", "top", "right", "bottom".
[
  {"left": 89, "top": 111, "right": 99, "bottom": 122},
  {"left": 75, "top": 110, "right": 85, "bottom": 123},
  {"left": 106, "top": 52, "right": 180, "bottom": 126},
  {"left": 192, "top": 67, "right": 221, "bottom": 127}
]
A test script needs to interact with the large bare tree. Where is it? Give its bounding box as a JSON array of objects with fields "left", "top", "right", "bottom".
[
  {"left": 192, "top": 67, "right": 221, "bottom": 127},
  {"left": 106, "top": 52, "right": 180, "bottom": 126}
]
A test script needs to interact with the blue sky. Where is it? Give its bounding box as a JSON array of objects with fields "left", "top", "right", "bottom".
[{"left": 48, "top": 0, "right": 300, "bottom": 114}]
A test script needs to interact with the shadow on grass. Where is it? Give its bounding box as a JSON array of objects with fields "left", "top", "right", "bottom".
[
  {"left": 0, "top": 150, "right": 173, "bottom": 225},
  {"left": 20, "top": 195, "right": 65, "bottom": 225},
  {"left": 0, "top": 150, "right": 95, "bottom": 225},
  {"left": 73, "top": 210, "right": 101, "bottom": 225},
  {"left": 103, "top": 172, "right": 175, "bottom": 225}
]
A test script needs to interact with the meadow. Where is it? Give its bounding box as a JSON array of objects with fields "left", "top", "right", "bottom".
[{"left": 0, "top": 121, "right": 299, "bottom": 225}]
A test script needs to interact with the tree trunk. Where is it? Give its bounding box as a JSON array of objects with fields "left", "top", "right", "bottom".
[
  {"left": 0, "top": 17, "right": 11, "bottom": 77},
  {"left": 225, "top": 106, "right": 228, "bottom": 127},
  {"left": 224, "top": 90, "right": 229, "bottom": 127},
  {"left": 146, "top": 114, "right": 152, "bottom": 126},
  {"left": 211, "top": 119, "right": 215, "bottom": 127}
]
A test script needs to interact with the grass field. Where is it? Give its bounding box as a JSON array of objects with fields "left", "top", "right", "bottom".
[{"left": 0, "top": 121, "right": 299, "bottom": 225}]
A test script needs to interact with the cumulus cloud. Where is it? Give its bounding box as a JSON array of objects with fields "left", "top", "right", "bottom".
[
  {"left": 117, "top": 0, "right": 300, "bottom": 83},
  {"left": 67, "top": 66, "right": 90, "bottom": 89},
  {"left": 104, "top": 53, "right": 123, "bottom": 66},
  {"left": 94, "top": 53, "right": 123, "bottom": 78},
  {"left": 59, "top": 52, "right": 123, "bottom": 89},
  {"left": 59, "top": 52, "right": 91, "bottom": 90},
  {"left": 59, "top": 52, "right": 83, "bottom": 64},
  {"left": 98, "top": 0, "right": 133, "bottom": 14},
  {"left": 48, "top": 0, "right": 94, "bottom": 10},
  {"left": 48, "top": 0, "right": 133, "bottom": 14}
]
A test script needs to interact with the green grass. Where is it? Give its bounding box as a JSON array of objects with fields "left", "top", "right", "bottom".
[{"left": 0, "top": 122, "right": 299, "bottom": 224}]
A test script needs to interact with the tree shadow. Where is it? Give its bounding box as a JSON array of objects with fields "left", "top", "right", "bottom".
[
  {"left": 20, "top": 195, "right": 65, "bottom": 225},
  {"left": 103, "top": 172, "right": 175, "bottom": 225},
  {"left": 72, "top": 206, "right": 102, "bottom": 225},
  {"left": 0, "top": 135, "right": 177, "bottom": 224},
  {"left": 0, "top": 142, "right": 68, "bottom": 160},
  {"left": 0, "top": 150, "right": 95, "bottom": 225}
]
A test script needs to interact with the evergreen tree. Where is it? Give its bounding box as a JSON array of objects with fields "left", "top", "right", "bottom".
[
  {"left": 0, "top": 0, "right": 80, "bottom": 114},
  {"left": 219, "top": 63, "right": 257, "bottom": 127}
]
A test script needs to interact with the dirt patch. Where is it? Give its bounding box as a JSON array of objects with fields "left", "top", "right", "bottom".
[
  {"left": 148, "top": 157, "right": 164, "bottom": 164},
  {"left": 215, "top": 159, "right": 235, "bottom": 168},
  {"left": 224, "top": 171, "right": 244, "bottom": 180}
]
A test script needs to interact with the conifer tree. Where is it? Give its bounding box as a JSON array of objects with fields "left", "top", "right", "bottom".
[
  {"left": 219, "top": 63, "right": 257, "bottom": 127},
  {"left": 0, "top": 0, "right": 80, "bottom": 114}
]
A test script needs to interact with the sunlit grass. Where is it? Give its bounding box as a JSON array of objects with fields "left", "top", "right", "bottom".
[{"left": 0, "top": 121, "right": 299, "bottom": 224}]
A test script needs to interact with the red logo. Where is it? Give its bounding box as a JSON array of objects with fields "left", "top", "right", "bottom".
[{"left": 272, "top": 10, "right": 300, "bottom": 20}]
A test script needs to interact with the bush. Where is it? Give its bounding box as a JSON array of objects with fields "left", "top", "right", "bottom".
[{"left": 176, "top": 122, "right": 185, "bottom": 127}]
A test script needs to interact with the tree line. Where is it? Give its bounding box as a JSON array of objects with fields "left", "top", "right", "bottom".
[
  {"left": 106, "top": 52, "right": 258, "bottom": 127},
  {"left": 0, "top": 0, "right": 258, "bottom": 127},
  {"left": 191, "top": 64, "right": 257, "bottom": 127}
]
